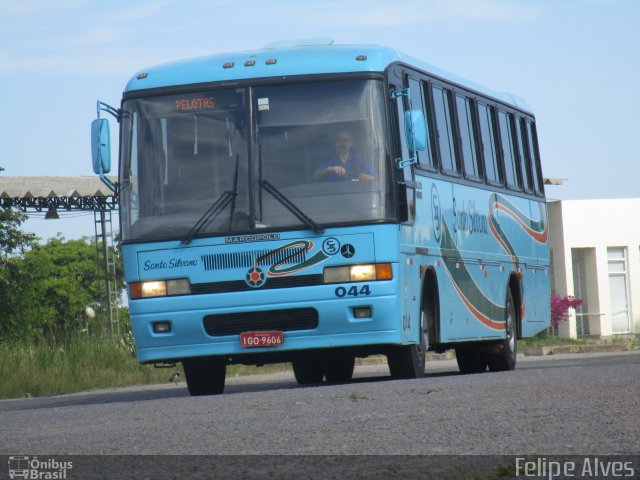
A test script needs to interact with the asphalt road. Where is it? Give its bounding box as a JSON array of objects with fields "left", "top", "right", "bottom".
[{"left": 1, "top": 351, "right": 639, "bottom": 479}]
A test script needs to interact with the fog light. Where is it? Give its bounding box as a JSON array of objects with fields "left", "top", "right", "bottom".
[
  {"left": 153, "top": 321, "right": 171, "bottom": 334},
  {"left": 353, "top": 307, "right": 372, "bottom": 319}
]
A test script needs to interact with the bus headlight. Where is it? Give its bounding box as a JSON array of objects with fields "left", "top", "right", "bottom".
[
  {"left": 350, "top": 265, "right": 376, "bottom": 281},
  {"left": 323, "top": 263, "right": 392, "bottom": 283},
  {"left": 130, "top": 279, "right": 191, "bottom": 299}
]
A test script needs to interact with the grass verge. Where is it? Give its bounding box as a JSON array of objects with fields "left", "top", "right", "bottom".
[
  {"left": 520, "top": 332, "right": 639, "bottom": 350},
  {"left": 0, "top": 335, "right": 291, "bottom": 399}
]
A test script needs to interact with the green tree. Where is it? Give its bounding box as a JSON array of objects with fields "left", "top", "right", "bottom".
[
  {"left": 1, "top": 165, "right": 38, "bottom": 341},
  {"left": 0, "top": 236, "right": 125, "bottom": 342}
]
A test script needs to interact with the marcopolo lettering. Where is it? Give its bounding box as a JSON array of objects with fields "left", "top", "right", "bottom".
[{"left": 225, "top": 233, "right": 281, "bottom": 244}]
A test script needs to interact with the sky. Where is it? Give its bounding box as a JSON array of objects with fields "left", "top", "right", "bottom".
[{"left": 1, "top": 0, "right": 638, "bottom": 242}]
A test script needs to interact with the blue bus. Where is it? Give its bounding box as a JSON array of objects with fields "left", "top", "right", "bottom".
[{"left": 91, "top": 40, "right": 550, "bottom": 395}]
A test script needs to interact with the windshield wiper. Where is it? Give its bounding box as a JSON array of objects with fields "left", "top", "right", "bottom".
[
  {"left": 258, "top": 179, "right": 324, "bottom": 234},
  {"left": 227, "top": 154, "right": 240, "bottom": 232},
  {"left": 181, "top": 190, "right": 235, "bottom": 245}
]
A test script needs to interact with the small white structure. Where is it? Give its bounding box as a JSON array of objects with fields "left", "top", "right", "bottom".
[{"left": 548, "top": 198, "right": 640, "bottom": 338}]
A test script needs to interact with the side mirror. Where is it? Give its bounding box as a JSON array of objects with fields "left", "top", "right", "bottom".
[
  {"left": 404, "top": 110, "right": 427, "bottom": 153},
  {"left": 91, "top": 119, "right": 111, "bottom": 174}
]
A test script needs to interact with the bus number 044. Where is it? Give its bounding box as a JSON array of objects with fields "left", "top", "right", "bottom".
[{"left": 335, "top": 285, "right": 371, "bottom": 297}]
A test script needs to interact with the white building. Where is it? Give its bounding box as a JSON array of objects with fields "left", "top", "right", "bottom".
[{"left": 548, "top": 198, "right": 640, "bottom": 338}]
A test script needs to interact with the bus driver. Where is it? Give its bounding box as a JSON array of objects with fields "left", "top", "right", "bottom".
[{"left": 313, "top": 130, "right": 374, "bottom": 182}]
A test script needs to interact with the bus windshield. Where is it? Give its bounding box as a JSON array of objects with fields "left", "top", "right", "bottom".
[{"left": 120, "top": 79, "right": 393, "bottom": 242}]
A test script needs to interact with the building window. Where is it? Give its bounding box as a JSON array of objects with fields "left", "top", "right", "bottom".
[
  {"left": 572, "top": 248, "right": 597, "bottom": 336},
  {"left": 607, "top": 247, "right": 631, "bottom": 333}
]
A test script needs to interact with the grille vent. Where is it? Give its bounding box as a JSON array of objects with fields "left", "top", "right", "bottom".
[
  {"left": 201, "top": 246, "right": 306, "bottom": 271},
  {"left": 203, "top": 308, "right": 319, "bottom": 336}
]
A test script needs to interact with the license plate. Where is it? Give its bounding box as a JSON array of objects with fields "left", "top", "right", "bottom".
[{"left": 240, "top": 331, "right": 284, "bottom": 348}]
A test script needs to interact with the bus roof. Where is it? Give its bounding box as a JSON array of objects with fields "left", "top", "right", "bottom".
[{"left": 125, "top": 42, "right": 532, "bottom": 113}]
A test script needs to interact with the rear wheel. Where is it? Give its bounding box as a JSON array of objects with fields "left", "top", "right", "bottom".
[
  {"left": 387, "top": 311, "right": 427, "bottom": 379},
  {"left": 292, "top": 359, "right": 325, "bottom": 385},
  {"left": 487, "top": 288, "right": 517, "bottom": 372},
  {"left": 182, "top": 358, "right": 226, "bottom": 396},
  {"left": 455, "top": 348, "right": 487, "bottom": 374}
]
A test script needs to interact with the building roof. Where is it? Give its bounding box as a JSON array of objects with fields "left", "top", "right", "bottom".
[
  {"left": 0, "top": 176, "right": 115, "bottom": 199},
  {"left": 0, "top": 176, "right": 117, "bottom": 212}
]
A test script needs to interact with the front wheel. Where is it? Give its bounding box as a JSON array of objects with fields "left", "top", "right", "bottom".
[
  {"left": 487, "top": 288, "right": 517, "bottom": 372},
  {"left": 292, "top": 359, "right": 325, "bottom": 385},
  {"left": 387, "top": 311, "right": 427, "bottom": 379},
  {"left": 182, "top": 358, "right": 226, "bottom": 396},
  {"left": 324, "top": 355, "right": 355, "bottom": 383}
]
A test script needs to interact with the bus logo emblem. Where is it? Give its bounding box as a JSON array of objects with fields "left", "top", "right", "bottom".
[
  {"left": 245, "top": 266, "right": 266, "bottom": 288},
  {"left": 322, "top": 237, "right": 341, "bottom": 256},
  {"left": 431, "top": 184, "right": 442, "bottom": 243},
  {"left": 341, "top": 244, "right": 355, "bottom": 258}
]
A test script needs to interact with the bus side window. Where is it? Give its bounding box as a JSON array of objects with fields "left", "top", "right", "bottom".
[
  {"left": 516, "top": 117, "right": 534, "bottom": 193},
  {"left": 431, "top": 85, "right": 460, "bottom": 175},
  {"left": 408, "top": 77, "right": 435, "bottom": 169},
  {"left": 391, "top": 82, "right": 415, "bottom": 223},
  {"left": 478, "top": 103, "right": 502, "bottom": 185},
  {"left": 525, "top": 120, "right": 545, "bottom": 195},
  {"left": 455, "top": 94, "right": 481, "bottom": 180},
  {"left": 498, "top": 110, "right": 521, "bottom": 190}
]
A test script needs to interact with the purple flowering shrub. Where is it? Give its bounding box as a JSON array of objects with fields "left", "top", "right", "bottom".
[{"left": 550, "top": 293, "right": 583, "bottom": 329}]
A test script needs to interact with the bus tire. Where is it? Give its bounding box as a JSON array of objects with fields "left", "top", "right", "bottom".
[
  {"left": 324, "top": 355, "right": 355, "bottom": 383},
  {"left": 292, "top": 360, "right": 325, "bottom": 385},
  {"left": 182, "top": 358, "right": 226, "bottom": 396},
  {"left": 387, "top": 311, "right": 427, "bottom": 379},
  {"left": 487, "top": 288, "right": 517, "bottom": 372},
  {"left": 455, "top": 348, "right": 487, "bottom": 374}
]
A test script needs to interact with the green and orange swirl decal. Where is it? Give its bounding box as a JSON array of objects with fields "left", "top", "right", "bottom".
[
  {"left": 489, "top": 192, "right": 548, "bottom": 269},
  {"left": 440, "top": 215, "right": 506, "bottom": 331},
  {"left": 439, "top": 191, "right": 548, "bottom": 331}
]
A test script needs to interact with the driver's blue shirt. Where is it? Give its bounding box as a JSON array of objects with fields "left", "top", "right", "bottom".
[{"left": 315, "top": 153, "right": 373, "bottom": 181}]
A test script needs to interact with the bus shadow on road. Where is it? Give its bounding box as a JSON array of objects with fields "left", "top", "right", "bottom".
[{"left": 0, "top": 368, "right": 464, "bottom": 412}]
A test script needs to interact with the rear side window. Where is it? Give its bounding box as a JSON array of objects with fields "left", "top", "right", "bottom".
[
  {"left": 516, "top": 117, "right": 534, "bottom": 192},
  {"left": 455, "top": 95, "right": 481, "bottom": 180},
  {"left": 478, "top": 103, "right": 501, "bottom": 184},
  {"left": 525, "top": 120, "right": 544, "bottom": 195},
  {"left": 432, "top": 86, "right": 459, "bottom": 174},
  {"left": 498, "top": 110, "right": 520, "bottom": 190}
]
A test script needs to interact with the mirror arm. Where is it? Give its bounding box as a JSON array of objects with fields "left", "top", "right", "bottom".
[
  {"left": 99, "top": 174, "right": 117, "bottom": 194},
  {"left": 97, "top": 101, "right": 121, "bottom": 122},
  {"left": 396, "top": 156, "right": 418, "bottom": 169},
  {"left": 390, "top": 88, "right": 409, "bottom": 100}
]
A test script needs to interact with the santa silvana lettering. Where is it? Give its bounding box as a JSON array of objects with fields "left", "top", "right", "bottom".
[{"left": 144, "top": 258, "right": 198, "bottom": 271}]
